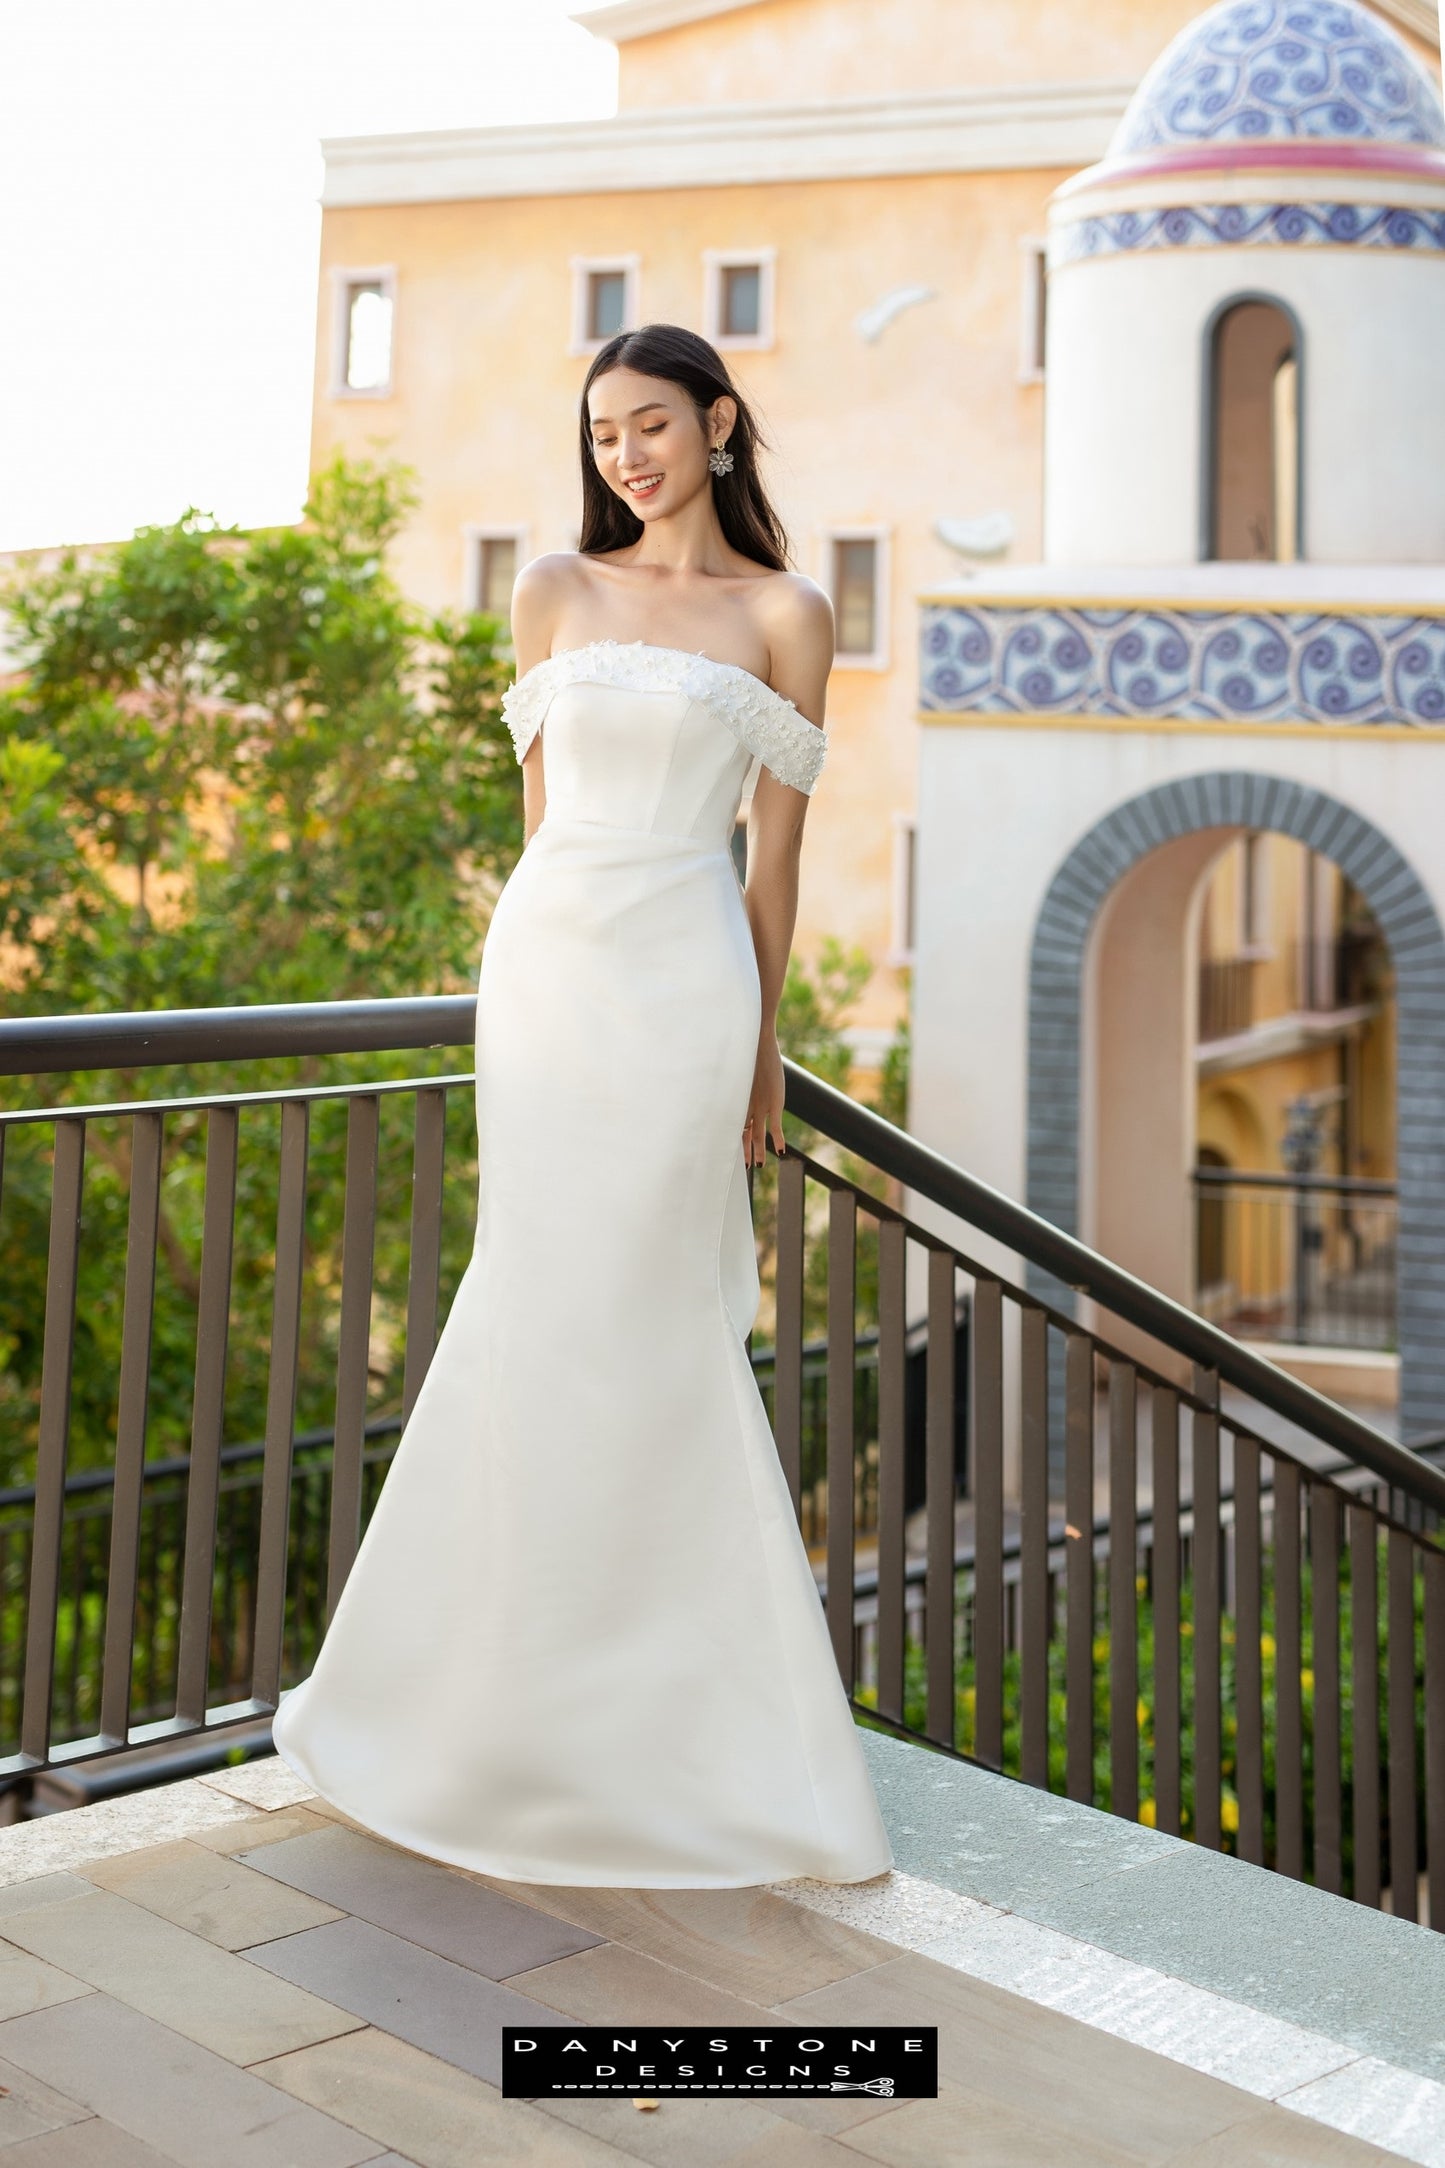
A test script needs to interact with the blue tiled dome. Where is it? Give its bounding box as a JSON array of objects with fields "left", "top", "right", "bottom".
[{"left": 1113, "top": 0, "right": 1445, "bottom": 154}]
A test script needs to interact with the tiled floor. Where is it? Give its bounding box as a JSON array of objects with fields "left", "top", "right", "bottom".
[{"left": 0, "top": 1757, "right": 1424, "bottom": 2168}]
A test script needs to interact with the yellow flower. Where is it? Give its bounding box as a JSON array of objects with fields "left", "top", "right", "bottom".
[
  {"left": 1137, "top": 1698, "right": 1149, "bottom": 1730},
  {"left": 1300, "top": 1668, "right": 1314, "bottom": 1693},
  {"left": 1221, "top": 1796, "right": 1240, "bottom": 1833},
  {"left": 1180, "top": 1621, "right": 1193, "bottom": 1637},
  {"left": 1139, "top": 1798, "right": 1157, "bottom": 1827},
  {"left": 1135, "top": 1574, "right": 1148, "bottom": 1595},
  {"left": 1260, "top": 1633, "right": 1276, "bottom": 1657},
  {"left": 962, "top": 1686, "right": 976, "bottom": 1706},
  {"left": 1092, "top": 1637, "right": 1110, "bottom": 1662}
]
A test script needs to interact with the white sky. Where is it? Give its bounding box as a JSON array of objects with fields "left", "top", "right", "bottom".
[{"left": 0, "top": 1, "right": 616, "bottom": 552}]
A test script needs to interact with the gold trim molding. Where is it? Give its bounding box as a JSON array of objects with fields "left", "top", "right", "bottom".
[
  {"left": 915, "top": 709, "right": 1444, "bottom": 742},
  {"left": 917, "top": 590, "right": 1445, "bottom": 618}
]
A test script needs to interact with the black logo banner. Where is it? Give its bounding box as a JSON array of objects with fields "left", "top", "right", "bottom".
[{"left": 502, "top": 2024, "right": 937, "bottom": 2099}]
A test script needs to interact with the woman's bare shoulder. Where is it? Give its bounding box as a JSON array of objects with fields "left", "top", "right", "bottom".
[
  {"left": 744, "top": 572, "right": 832, "bottom": 725},
  {"left": 754, "top": 572, "right": 834, "bottom": 681},
  {"left": 512, "top": 550, "right": 589, "bottom": 607},
  {"left": 513, "top": 555, "right": 606, "bottom": 663},
  {"left": 751, "top": 568, "right": 830, "bottom": 635},
  {"left": 510, "top": 552, "right": 592, "bottom": 673}
]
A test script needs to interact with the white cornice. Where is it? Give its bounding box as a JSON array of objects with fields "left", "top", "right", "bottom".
[
  {"left": 571, "top": 0, "right": 765, "bottom": 42},
  {"left": 321, "top": 80, "right": 1135, "bottom": 208}
]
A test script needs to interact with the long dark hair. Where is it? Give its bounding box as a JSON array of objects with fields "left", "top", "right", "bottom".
[{"left": 578, "top": 323, "right": 790, "bottom": 571}]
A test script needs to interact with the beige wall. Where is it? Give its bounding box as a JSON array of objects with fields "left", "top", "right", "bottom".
[
  {"left": 617, "top": 0, "right": 1231, "bottom": 109},
  {"left": 312, "top": 165, "right": 1058, "bottom": 1029},
  {"left": 615, "top": 0, "right": 1439, "bottom": 110}
]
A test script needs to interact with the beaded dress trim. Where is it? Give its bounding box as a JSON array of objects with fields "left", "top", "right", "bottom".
[{"left": 500, "top": 639, "right": 828, "bottom": 795}]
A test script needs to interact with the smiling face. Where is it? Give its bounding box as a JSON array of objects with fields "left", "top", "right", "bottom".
[{"left": 586, "top": 366, "right": 734, "bottom": 523}]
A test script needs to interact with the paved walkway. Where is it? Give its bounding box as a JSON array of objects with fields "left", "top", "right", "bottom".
[{"left": 0, "top": 1732, "right": 1431, "bottom": 2166}]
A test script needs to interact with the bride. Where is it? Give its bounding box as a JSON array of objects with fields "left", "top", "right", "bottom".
[{"left": 271, "top": 322, "right": 895, "bottom": 1890}]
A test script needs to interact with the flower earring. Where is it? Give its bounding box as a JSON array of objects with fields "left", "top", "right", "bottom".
[{"left": 709, "top": 438, "right": 735, "bottom": 477}]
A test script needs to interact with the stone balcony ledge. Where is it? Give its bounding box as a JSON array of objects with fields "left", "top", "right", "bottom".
[{"left": 0, "top": 1729, "right": 1433, "bottom": 2162}]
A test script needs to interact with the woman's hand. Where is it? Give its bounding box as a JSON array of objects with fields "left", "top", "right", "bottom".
[{"left": 744, "top": 1028, "right": 786, "bottom": 1168}]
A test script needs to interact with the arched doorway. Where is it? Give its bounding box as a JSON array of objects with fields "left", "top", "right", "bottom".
[
  {"left": 1195, "top": 842, "right": 1396, "bottom": 1352},
  {"left": 1027, "top": 773, "right": 1445, "bottom": 1443},
  {"left": 1204, "top": 296, "right": 1302, "bottom": 563}
]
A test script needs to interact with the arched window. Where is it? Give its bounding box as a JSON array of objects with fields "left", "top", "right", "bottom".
[{"left": 1204, "top": 298, "right": 1302, "bottom": 563}]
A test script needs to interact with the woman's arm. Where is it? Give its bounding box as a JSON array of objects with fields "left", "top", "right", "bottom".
[
  {"left": 741, "top": 578, "right": 834, "bottom": 1167},
  {"left": 509, "top": 555, "right": 570, "bottom": 845}
]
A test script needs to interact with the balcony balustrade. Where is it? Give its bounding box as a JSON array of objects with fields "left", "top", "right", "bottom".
[
  {"left": 1194, "top": 1169, "right": 1398, "bottom": 1352},
  {"left": 1, "top": 1000, "right": 1443, "bottom": 1927},
  {"left": 1198, "top": 956, "right": 1256, "bottom": 1043}
]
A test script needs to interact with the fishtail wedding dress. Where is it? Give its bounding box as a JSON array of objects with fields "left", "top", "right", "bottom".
[{"left": 271, "top": 638, "right": 894, "bottom": 1887}]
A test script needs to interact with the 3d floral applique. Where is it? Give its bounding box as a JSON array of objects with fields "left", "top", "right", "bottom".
[
  {"left": 500, "top": 656, "right": 566, "bottom": 762},
  {"left": 674, "top": 652, "right": 827, "bottom": 795},
  {"left": 499, "top": 640, "right": 828, "bottom": 793}
]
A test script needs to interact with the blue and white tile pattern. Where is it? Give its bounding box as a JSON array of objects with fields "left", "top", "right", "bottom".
[{"left": 920, "top": 602, "right": 1445, "bottom": 727}]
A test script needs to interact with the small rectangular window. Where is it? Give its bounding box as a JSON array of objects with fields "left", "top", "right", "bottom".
[
  {"left": 889, "top": 813, "right": 917, "bottom": 965},
  {"left": 587, "top": 270, "right": 626, "bottom": 343},
  {"left": 570, "top": 257, "right": 640, "bottom": 354},
  {"left": 464, "top": 527, "right": 525, "bottom": 622},
  {"left": 332, "top": 268, "right": 395, "bottom": 398},
  {"left": 1018, "top": 239, "right": 1047, "bottom": 381},
  {"left": 347, "top": 284, "right": 390, "bottom": 388},
  {"left": 478, "top": 537, "right": 516, "bottom": 618},
  {"left": 832, "top": 538, "right": 878, "bottom": 657},
  {"left": 721, "top": 264, "right": 761, "bottom": 339},
  {"left": 703, "top": 249, "right": 776, "bottom": 350}
]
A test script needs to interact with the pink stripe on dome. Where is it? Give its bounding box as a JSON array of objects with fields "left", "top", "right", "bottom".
[{"left": 1057, "top": 141, "right": 1445, "bottom": 201}]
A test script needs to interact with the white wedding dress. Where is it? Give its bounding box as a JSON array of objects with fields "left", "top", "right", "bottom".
[{"left": 270, "top": 638, "right": 894, "bottom": 1888}]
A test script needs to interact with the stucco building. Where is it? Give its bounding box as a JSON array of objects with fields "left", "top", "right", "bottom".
[
  {"left": 308, "top": 0, "right": 1444, "bottom": 1434},
  {"left": 308, "top": 0, "right": 1445, "bottom": 1046},
  {"left": 909, "top": 0, "right": 1445, "bottom": 1439}
]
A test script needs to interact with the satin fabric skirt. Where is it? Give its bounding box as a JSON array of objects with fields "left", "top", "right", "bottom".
[{"left": 271, "top": 817, "right": 895, "bottom": 1886}]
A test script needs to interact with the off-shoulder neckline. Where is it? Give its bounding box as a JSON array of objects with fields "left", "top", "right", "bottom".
[
  {"left": 514, "top": 638, "right": 799, "bottom": 712},
  {"left": 500, "top": 633, "right": 827, "bottom": 793}
]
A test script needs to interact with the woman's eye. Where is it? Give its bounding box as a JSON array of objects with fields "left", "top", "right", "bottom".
[{"left": 643, "top": 424, "right": 665, "bottom": 435}]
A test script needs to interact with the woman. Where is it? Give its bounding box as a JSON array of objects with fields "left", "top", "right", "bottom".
[{"left": 272, "top": 324, "right": 894, "bottom": 1889}]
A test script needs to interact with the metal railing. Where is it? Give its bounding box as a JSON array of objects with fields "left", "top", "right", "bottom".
[
  {"left": 1193, "top": 1168, "right": 1397, "bottom": 1351},
  {"left": 781, "top": 1072, "right": 1444, "bottom": 1924},
  {"left": 2, "top": 999, "right": 1443, "bottom": 1925},
  {"left": 0, "top": 1333, "right": 905, "bottom": 1756},
  {"left": 750, "top": 1316, "right": 970, "bottom": 1550},
  {"left": 1198, "top": 956, "right": 1255, "bottom": 1042},
  {"left": 1198, "top": 931, "right": 1388, "bottom": 1042}
]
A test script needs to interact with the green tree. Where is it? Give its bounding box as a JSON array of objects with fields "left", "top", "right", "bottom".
[
  {"left": 776, "top": 935, "right": 872, "bottom": 1096},
  {"left": 0, "top": 456, "right": 521, "bottom": 1478}
]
